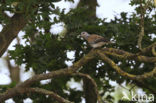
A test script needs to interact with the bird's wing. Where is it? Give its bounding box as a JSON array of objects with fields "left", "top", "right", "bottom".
[{"left": 87, "top": 34, "right": 110, "bottom": 44}]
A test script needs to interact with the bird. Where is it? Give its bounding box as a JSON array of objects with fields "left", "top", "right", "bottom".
[{"left": 81, "top": 31, "right": 112, "bottom": 48}]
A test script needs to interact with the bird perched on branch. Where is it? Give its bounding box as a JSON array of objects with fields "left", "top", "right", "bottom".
[{"left": 81, "top": 31, "right": 112, "bottom": 48}]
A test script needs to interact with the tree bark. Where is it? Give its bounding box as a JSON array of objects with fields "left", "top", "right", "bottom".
[{"left": 0, "top": 14, "right": 27, "bottom": 57}]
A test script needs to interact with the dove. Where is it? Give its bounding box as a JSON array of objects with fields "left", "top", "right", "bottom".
[{"left": 81, "top": 31, "right": 112, "bottom": 48}]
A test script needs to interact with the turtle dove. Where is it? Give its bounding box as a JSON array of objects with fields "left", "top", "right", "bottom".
[{"left": 81, "top": 31, "right": 112, "bottom": 48}]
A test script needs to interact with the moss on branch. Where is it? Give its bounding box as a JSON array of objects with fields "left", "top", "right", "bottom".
[{"left": 1, "top": 48, "right": 156, "bottom": 102}]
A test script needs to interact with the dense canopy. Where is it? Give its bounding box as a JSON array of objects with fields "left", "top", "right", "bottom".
[{"left": 0, "top": 0, "right": 156, "bottom": 103}]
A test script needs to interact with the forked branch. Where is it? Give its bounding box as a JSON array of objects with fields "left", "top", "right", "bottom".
[{"left": 0, "top": 48, "right": 156, "bottom": 102}]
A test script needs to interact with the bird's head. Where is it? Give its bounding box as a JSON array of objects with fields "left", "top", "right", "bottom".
[{"left": 81, "top": 32, "right": 90, "bottom": 39}]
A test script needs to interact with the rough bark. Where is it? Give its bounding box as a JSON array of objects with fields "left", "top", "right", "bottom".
[{"left": 0, "top": 14, "right": 27, "bottom": 57}]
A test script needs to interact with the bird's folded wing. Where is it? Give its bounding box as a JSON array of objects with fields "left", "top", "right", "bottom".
[{"left": 87, "top": 34, "right": 110, "bottom": 44}]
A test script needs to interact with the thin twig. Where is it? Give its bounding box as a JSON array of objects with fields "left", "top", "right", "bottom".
[{"left": 129, "top": 85, "right": 136, "bottom": 92}]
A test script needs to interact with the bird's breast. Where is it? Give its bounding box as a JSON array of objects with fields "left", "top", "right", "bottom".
[{"left": 90, "top": 42, "right": 107, "bottom": 48}]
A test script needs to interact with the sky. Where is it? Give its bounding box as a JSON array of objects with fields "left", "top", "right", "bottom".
[{"left": 0, "top": 0, "right": 135, "bottom": 103}]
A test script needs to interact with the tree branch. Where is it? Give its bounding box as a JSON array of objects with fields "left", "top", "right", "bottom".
[
  {"left": 97, "top": 51, "right": 156, "bottom": 93},
  {"left": 152, "top": 46, "right": 156, "bottom": 56},
  {"left": 97, "top": 50, "right": 156, "bottom": 80},
  {"left": 0, "top": 70, "right": 73, "bottom": 102},
  {"left": 74, "top": 73, "right": 98, "bottom": 103},
  {"left": 25, "top": 88, "right": 73, "bottom": 103},
  {"left": 154, "top": 0, "right": 156, "bottom": 7},
  {"left": 137, "top": 0, "right": 145, "bottom": 50},
  {"left": 76, "top": 73, "right": 107, "bottom": 103},
  {"left": 1, "top": 48, "right": 156, "bottom": 102},
  {"left": 0, "top": 13, "right": 28, "bottom": 57},
  {"left": 0, "top": 50, "right": 95, "bottom": 102},
  {"left": 138, "top": 42, "right": 156, "bottom": 55},
  {"left": 97, "top": 51, "right": 137, "bottom": 80},
  {"left": 100, "top": 48, "right": 156, "bottom": 63}
]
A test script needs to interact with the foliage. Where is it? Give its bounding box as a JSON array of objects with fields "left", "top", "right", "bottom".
[{"left": 0, "top": 0, "right": 156, "bottom": 102}]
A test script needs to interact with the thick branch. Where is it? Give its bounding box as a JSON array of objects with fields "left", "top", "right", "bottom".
[
  {"left": 25, "top": 88, "right": 73, "bottom": 103},
  {"left": 76, "top": 73, "right": 98, "bottom": 103},
  {"left": 97, "top": 51, "right": 138, "bottom": 80},
  {"left": 0, "top": 50, "right": 95, "bottom": 102},
  {"left": 0, "top": 13, "right": 27, "bottom": 57},
  {"left": 97, "top": 51, "right": 156, "bottom": 80},
  {"left": 97, "top": 51, "right": 156, "bottom": 93},
  {"left": 152, "top": 46, "right": 156, "bottom": 56},
  {"left": 138, "top": 66, "right": 156, "bottom": 79},
  {"left": 73, "top": 73, "right": 106, "bottom": 103},
  {"left": 100, "top": 48, "right": 156, "bottom": 63},
  {"left": 139, "top": 42, "right": 156, "bottom": 54},
  {"left": 20, "top": 50, "right": 95, "bottom": 87},
  {"left": 138, "top": 26, "right": 144, "bottom": 50},
  {"left": 137, "top": 0, "right": 145, "bottom": 50},
  {"left": 0, "top": 70, "right": 72, "bottom": 102},
  {"left": 1, "top": 49, "right": 156, "bottom": 102}
]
